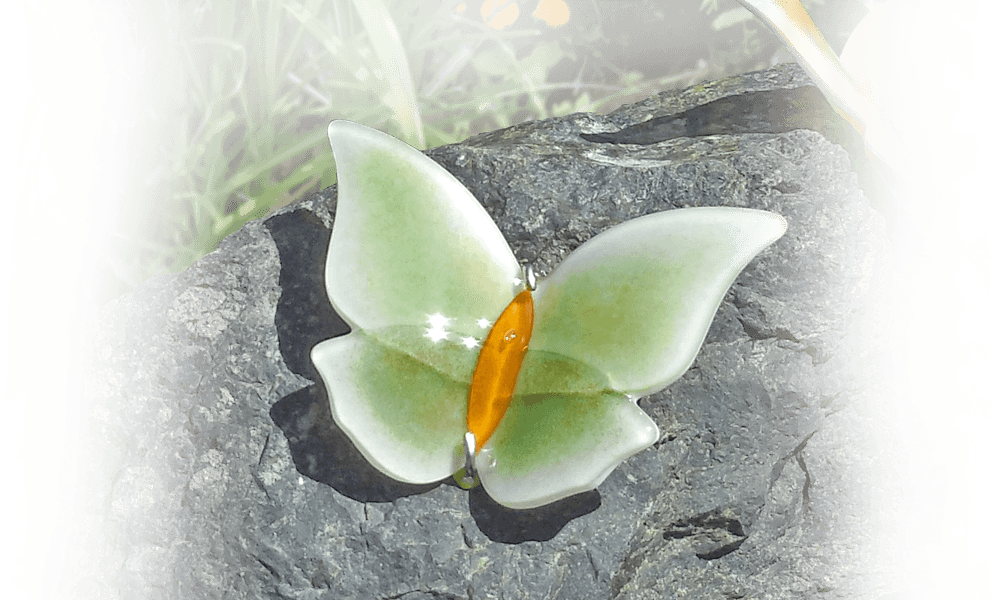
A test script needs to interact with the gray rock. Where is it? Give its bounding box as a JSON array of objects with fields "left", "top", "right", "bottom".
[{"left": 77, "top": 63, "right": 890, "bottom": 599}]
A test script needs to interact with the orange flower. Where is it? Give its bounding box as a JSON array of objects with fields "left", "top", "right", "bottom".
[
  {"left": 481, "top": 1, "right": 520, "bottom": 30},
  {"left": 479, "top": 0, "right": 569, "bottom": 31},
  {"left": 533, "top": 0, "right": 569, "bottom": 27}
]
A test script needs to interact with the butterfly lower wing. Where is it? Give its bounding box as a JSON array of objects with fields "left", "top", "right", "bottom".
[
  {"left": 475, "top": 352, "right": 658, "bottom": 509},
  {"left": 325, "top": 120, "right": 522, "bottom": 338},
  {"left": 312, "top": 331, "right": 471, "bottom": 484},
  {"left": 530, "top": 207, "right": 787, "bottom": 397}
]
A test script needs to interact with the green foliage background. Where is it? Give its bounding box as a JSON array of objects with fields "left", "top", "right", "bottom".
[{"left": 104, "top": 0, "right": 862, "bottom": 298}]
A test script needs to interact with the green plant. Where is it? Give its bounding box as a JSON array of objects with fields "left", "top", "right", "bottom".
[
  {"left": 137, "top": 0, "right": 849, "bottom": 287},
  {"left": 145, "top": 2, "right": 614, "bottom": 279}
]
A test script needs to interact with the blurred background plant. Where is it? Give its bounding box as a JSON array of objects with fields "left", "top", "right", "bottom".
[{"left": 93, "top": 0, "right": 870, "bottom": 300}]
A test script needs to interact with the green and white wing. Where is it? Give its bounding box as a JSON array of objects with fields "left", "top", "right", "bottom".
[
  {"left": 529, "top": 207, "right": 786, "bottom": 396},
  {"left": 476, "top": 352, "right": 659, "bottom": 509},
  {"left": 311, "top": 121, "right": 522, "bottom": 484},
  {"left": 323, "top": 120, "right": 521, "bottom": 333},
  {"left": 477, "top": 207, "right": 786, "bottom": 508}
]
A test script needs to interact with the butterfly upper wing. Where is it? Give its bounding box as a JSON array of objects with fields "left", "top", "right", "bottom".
[
  {"left": 323, "top": 120, "right": 522, "bottom": 335},
  {"left": 477, "top": 207, "right": 786, "bottom": 508},
  {"left": 311, "top": 121, "right": 522, "bottom": 484},
  {"left": 529, "top": 207, "right": 787, "bottom": 397}
]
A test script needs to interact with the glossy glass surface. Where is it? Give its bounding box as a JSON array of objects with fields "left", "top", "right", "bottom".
[{"left": 311, "top": 120, "right": 787, "bottom": 508}]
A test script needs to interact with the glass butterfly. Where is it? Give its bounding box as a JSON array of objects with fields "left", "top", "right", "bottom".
[{"left": 311, "top": 120, "right": 786, "bottom": 509}]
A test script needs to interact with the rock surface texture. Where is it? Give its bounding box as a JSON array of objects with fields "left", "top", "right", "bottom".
[{"left": 79, "top": 64, "right": 890, "bottom": 599}]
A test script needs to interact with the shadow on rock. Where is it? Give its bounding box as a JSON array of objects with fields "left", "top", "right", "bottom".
[
  {"left": 268, "top": 209, "right": 348, "bottom": 381},
  {"left": 268, "top": 204, "right": 439, "bottom": 503},
  {"left": 270, "top": 385, "right": 437, "bottom": 503},
  {"left": 468, "top": 485, "right": 601, "bottom": 543}
]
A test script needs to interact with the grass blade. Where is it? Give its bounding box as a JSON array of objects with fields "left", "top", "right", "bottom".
[{"left": 348, "top": 0, "right": 424, "bottom": 147}]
